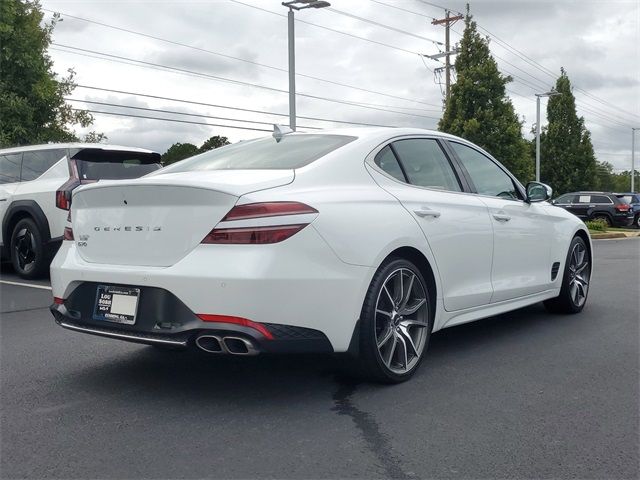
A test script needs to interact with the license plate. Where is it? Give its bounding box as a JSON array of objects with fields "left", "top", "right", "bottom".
[{"left": 93, "top": 285, "right": 140, "bottom": 325}]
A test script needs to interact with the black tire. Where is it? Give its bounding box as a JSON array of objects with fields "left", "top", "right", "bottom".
[
  {"left": 356, "top": 257, "right": 433, "bottom": 384},
  {"left": 593, "top": 214, "right": 612, "bottom": 227},
  {"left": 634, "top": 214, "right": 640, "bottom": 229},
  {"left": 9, "top": 218, "right": 49, "bottom": 279},
  {"left": 544, "top": 236, "right": 591, "bottom": 314}
]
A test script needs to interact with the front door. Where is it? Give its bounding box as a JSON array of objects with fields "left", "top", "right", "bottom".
[{"left": 446, "top": 141, "right": 552, "bottom": 303}]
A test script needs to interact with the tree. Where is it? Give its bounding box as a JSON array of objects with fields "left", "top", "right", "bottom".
[
  {"left": 438, "top": 11, "right": 532, "bottom": 182},
  {"left": 0, "top": 0, "right": 97, "bottom": 147},
  {"left": 161, "top": 142, "right": 199, "bottom": 165},
  {"left": 538, "top": 69, "right": 597, "bottom": 195},
  {"left": 200, "top": 135, "right": 229, "bottom": 152}
]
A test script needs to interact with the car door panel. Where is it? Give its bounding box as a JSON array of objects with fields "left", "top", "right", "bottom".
[
  {"left": 446, "top": 141, "right": 552, "bottom": 302},
  {"left": 369, "top": 139, "right": 494, "bottom": 311}
]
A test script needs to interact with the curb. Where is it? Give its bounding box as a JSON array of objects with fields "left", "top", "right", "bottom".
[{"left": 590, "top": 232, "right": 640, "bottom": 239}]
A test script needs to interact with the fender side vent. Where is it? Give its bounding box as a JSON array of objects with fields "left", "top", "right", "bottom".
[{"left": 551, "top": 262, "right": 561, "bottom": 281}]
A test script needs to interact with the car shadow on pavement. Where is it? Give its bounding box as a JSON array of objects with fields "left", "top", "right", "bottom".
[{"left": 62, "top": 302, "right": 571, "bottom": 401}]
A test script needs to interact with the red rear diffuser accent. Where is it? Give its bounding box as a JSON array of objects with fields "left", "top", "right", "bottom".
[{"left": 197, "top": 314, "right": 274, "bottom": 340}]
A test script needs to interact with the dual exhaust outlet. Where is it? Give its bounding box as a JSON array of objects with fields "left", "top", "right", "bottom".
[{"left": 195, "top": 335, "right": 258, "bottom": 356}]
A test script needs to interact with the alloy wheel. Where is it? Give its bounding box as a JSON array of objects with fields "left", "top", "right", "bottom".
[
  {"left": 567, "top": 242, "right": 590, "bottom": 307},
  {"left": 14, "top": 227, "right": 36, "bottom": 273},
  {"left": 374, "top": 268, "right": 429, "bottom": 374}
]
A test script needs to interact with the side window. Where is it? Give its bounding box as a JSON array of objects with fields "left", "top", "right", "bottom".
[
  {"left": 21, "top": 149, "right": 66, "bottom": 181},
  {"left": 0, "top": 153, "right": 22, "bottom": 184},
  {"left": 590, "top": 195, "right": 612, "bottom": 205},
  {"left": 449, "top": 142, "right": 521, "bottom": 200},
  {"left": 391, "top": 139, "right": 461, "bottom": 191},
  {"left": 555, "top": 195, "right": 575, "bottom": 204},
  {"left": 374, "top": 145, "right": 406, "bottom": 182},
  {"left": 576, "top": 195, "right": 591, "bottom": 204}
]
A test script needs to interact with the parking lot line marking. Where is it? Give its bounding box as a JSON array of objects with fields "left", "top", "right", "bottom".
[{"left": 0, "top": 280, "right": 52, "bottom": 291}]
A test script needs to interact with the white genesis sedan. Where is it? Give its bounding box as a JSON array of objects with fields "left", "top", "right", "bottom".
[{"left": 50, "top": 128, "right": 592, "bottom": 383}]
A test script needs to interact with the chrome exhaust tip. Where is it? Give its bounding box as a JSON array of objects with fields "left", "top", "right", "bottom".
[
  {"left": 223, "top": 336, "right": 258, "bottom": 356},
  {"left": 195, "top": 335, "right": 224, "bottom": 353}
]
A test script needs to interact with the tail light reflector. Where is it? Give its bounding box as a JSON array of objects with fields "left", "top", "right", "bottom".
[
  {"left": 56, "top": 190, "right": 72, "bottom": 210},
  {"left": 203, "top": 201, "right": 317, "bottom": 244},
  {"left": 221, "top": 202, "right": 317, "bottom": 221},
  {"left": 63, "top": 227, "right": 74, "bottom": 241},
  {"left": 197, "top": 314, "right": 273, "bottom": 340},
  {"left": 202, "top": 224, "right": 307, "bottom": 244},
  {"left": 53, "top": 297, "right": 65, "bottom": 305}
]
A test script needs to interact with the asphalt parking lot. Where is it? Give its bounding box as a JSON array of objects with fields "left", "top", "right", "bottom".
[{"left": 1, "top": 238, "right": 638, "bottom": 479}]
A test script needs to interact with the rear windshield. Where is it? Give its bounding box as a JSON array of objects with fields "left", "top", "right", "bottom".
[
  {"left": 617, "top": 195, "right": 634, "bottom": 204},
  {"left": 161, "top": 134, "right": 356, "bottom": 172},
  {"left": 71, "top": 149, "right": 161, "bottom": 180}
]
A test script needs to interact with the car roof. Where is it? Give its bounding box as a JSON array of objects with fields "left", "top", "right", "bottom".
[
  {"left": 294, "top": 126, "right": 459, "bottom": 141},
  {"left": 0, "top": 143, "right": 157, "bottom": 155}
]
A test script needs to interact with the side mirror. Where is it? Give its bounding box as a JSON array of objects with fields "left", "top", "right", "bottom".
[{"left": 526, "top": 181, "right": 552, "bottom": 203}]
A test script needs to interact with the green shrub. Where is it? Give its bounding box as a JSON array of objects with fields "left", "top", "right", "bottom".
[{"left": 585, "top": 219, "right": 608, "bottom": 232}]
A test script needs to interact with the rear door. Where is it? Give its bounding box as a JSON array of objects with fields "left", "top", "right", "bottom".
[
  {"left": 446, "top": 141, "right": 552, "bottom": 303},
  {"left": 571, "top": 194, "right": 595, "bottom": 219},
  {"left": 370, "top": 138, "right": 494, "bottom": 311},
  {"left": 0, "top": 152, "right": 23, "bottom": 245}
]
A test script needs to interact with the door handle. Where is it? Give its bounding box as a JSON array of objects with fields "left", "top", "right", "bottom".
[
  {"left": 414, "top": 208, "right": 441, "bottom": 218},
  {"left": 493, "top": 213, "right": 511, "bottom": 222}
]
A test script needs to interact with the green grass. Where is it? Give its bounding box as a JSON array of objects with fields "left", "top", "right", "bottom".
[{"left": 585, "top": 219, "right": 608, "bottom": 232}]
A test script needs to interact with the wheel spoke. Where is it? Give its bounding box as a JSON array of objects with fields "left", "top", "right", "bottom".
[
  {"left": 569, "top": 281, "right": 578, "bottom": 303},
  {"left": 400, "top": 298, "right": 426, "bottom": 316},
  {"left": 399, "top": 273, "right": 415, "bottom": 310},
  {"left": 398, "top": 326, "right": 419, "bottom": 357},
  {"left": 376, "top": 309, "right": 392, "bottom": 318},
  {"left": 399, "top": 319, "right": 429, "bottom": 329},
  {"left": 383, "top": 285, "right": 395, "bottom": 306},
  {"left": 575, "top": 261, "right": 589, "bottom": 275},
  {"left": 383, "top": 334, "right": 397, "bottom": 367},
  {"left": 377, "top": 327, "right": 394, "bottom": 348},
  {"left": 395, "top": 334, "right": 409, "bottom": 370}
]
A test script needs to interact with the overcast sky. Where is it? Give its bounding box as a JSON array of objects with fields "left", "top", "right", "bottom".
[{"left": 42, "top": 0, "right": 639, "bottom": 171}]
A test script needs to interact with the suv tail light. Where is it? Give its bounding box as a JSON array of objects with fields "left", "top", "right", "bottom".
[
  {"left": 202, "top": 202, "right": 318, "bottom": 245},
  {"left": 56, "top": 178, "right": 80, "bottom": 210},
  {"left": 63, "top": 211, "right": 74, "bottom": 240},
  {"left": 615, "top": 203, "right": 630, "bottom": 212}
]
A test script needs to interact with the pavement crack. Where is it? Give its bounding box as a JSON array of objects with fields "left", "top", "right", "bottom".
[
  {"left": 332, "top": 380, "right": 413, "bottom": 479},
  {"left": 1, "top": 306, "right": 49, "bottom": 314}
]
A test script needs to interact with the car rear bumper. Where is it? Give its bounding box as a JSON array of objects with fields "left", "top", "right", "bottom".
[
  {"left": 50, "top": 283, "right": 333, "bottom": 354},
  {"left": 612, "top": 215, "right": 634, "bottom": 227},
  {"left": 50, "top": 226, "right": 373, "bottom": 352}
]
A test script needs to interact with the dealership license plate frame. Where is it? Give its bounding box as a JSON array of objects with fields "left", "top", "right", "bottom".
[{"left": 93, "top": 285, "right": 140, "bottom": 325}]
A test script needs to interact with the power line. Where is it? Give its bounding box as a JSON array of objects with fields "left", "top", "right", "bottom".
[
  {"left": 66, "top": 98, "right": 322, "bottom": 130},
  {"left": 75, "top": 108, "right": 274, "bottom": 132},
  {"left": 227, "top": 0, "right": 422, "bottom": 57},
  {"left": 52, "top": 44, "right": 441, "bottom": 121},
  {"left": 69, "top": 87, "right": 402, "bottom": 128},
  {"left": 325, "top": 7, "right": 443, "bottom": 45},
  {"left": 44, "top": 7, "right": 441, "bottom": 109},
  {"left": 366, "top": 0, "right": 436, "bottom": 20}
]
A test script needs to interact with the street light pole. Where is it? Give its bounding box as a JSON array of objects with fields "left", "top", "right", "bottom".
[
  {"left": 287, "top": 8, "right": 296, "bottom": 131},
  {"left": 534, "top": 90, "right": 561, "bottom": 182},
  {"left": 282, "top": 1, "right": 331, "bottom": 132},
  {"left": 632, "top": 128, "right": 638, "bottom": 192}
]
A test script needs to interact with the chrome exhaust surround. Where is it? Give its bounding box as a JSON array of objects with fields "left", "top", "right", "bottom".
[{"left": 195, "top": 335, "right": 258, "bottom": 356}]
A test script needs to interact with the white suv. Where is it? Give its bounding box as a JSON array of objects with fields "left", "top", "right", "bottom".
[{"left": 0, "top": 143, "right": 161, "bottom": 278}]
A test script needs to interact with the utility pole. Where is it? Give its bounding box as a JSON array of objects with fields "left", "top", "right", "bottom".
[
  {"left": 430, "top": 11, "right": 463, "bottom": 102},
  {"left": 535, "top": 90, "right": 561, "bottom": 182}
]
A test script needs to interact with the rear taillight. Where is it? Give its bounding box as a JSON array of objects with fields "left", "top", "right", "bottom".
[
  {"left": 63, "top": 210, "right": 74, "bottom": 240},
  {"left": 615, "top": 204, "right": 630, "bottom": 212},
  {"left": 203, "top": 224, "right": 307, "bottom": 244},
  {"left": 56, "top": 190, "right": 71, "bottom": 210},
  {"left": 202, "top": 202, "right": 317, "bottom": 245},
  {"left": 221, "top": 202, "right": 318, "bottom": 221},
  {"left": 56, "top": 178, "right": 80, "bottom": 210},
  {"left": 53, "top": 297, "right": 65, "bottom": 305}
]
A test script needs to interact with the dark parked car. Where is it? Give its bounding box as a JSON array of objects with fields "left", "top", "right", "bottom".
[
  {"left": 551, "top": 191, "right": 634, "bottom": 227},
  {"left": 614, "top": 193, "right": 640, "bottom": 228}
]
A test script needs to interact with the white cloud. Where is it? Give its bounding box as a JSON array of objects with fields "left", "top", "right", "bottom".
[{"left": 43, "top": 0, "right": 639, "bottom": 171}]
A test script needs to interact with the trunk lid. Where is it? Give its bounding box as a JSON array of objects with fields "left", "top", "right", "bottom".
[{"left": 71, "top": 170, "right": 294, "bottom": 266}]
